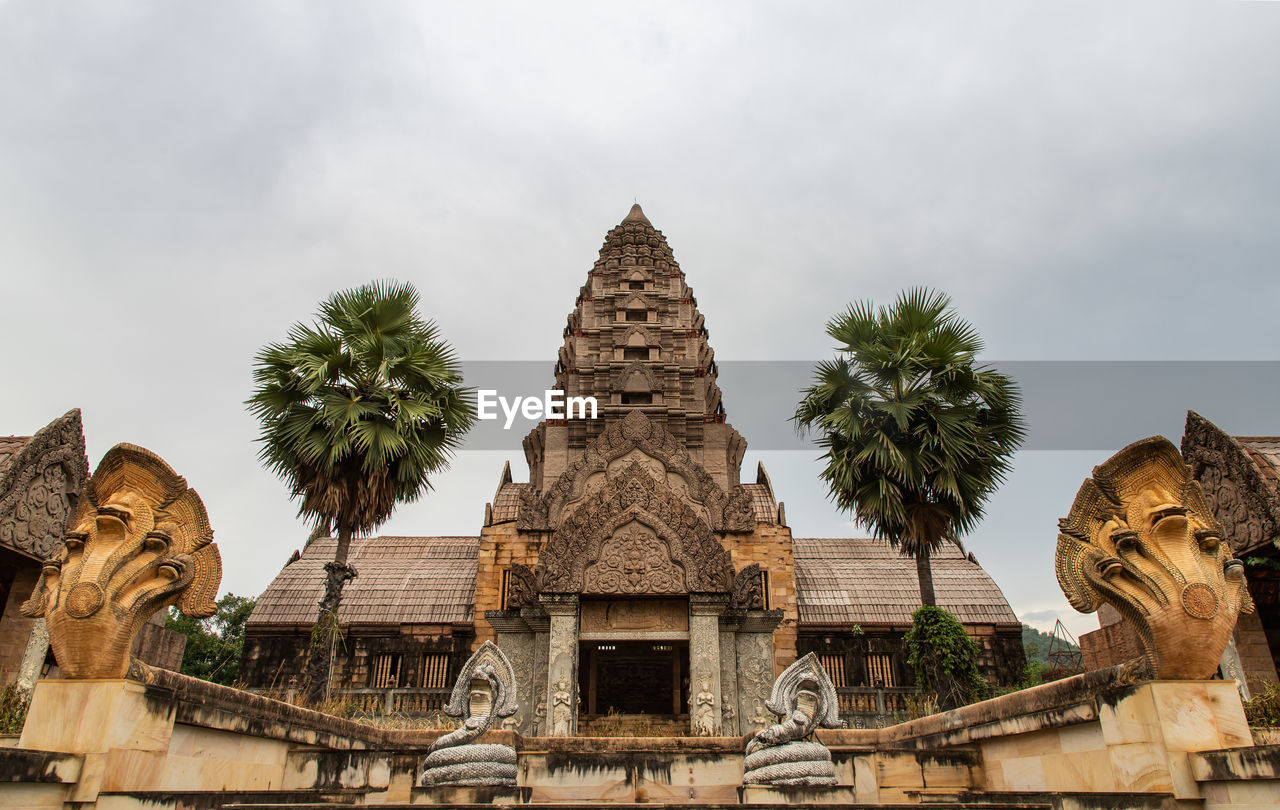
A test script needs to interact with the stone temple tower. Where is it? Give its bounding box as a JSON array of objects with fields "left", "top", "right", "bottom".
[
  {"left": 522, "top": 203, "right": 746, "bottom": 493},
  {"left": 478, "top": 204, "right": 794, "bottom": 738}
]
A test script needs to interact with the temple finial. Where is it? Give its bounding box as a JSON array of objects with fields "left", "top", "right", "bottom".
[{"left": 622, "top": 203, "right": 652, "bottom": 226}]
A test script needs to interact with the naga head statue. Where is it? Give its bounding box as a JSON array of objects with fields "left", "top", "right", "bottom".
[
  {"left": 21, "top": 443, "right": 221, "bottom": 679},
  {"left": 1055, "top": 436, "right": 1253, "bottom": 679}
]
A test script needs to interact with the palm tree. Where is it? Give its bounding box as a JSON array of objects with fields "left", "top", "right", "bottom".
[
  {"left": 794, "top": 288, "right": 1025, "bottom": 606},
  {"left": 248, "top": 280, "right": 475, "bottom": 704}
]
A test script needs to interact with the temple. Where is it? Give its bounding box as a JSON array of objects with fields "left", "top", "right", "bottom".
[{"left": 242, "top": 204, "right": 1026, "bottom": 732}]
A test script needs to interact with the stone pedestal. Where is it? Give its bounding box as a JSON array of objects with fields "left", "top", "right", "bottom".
[
  {"left": 542, "top": 594, "right": 579, "bottom": 736},
  {"left": 19, "top": 679, "right": 174, "bottom": 754},
  {"left": 689, "top": 594, "right": 727, "bottom": 735}
]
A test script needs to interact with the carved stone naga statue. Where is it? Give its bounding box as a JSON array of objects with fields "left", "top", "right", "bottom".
[
  {"left": 21, "top": 444, "right": 222, "bottom": 679},
  {"left": 1056, "top": 436, "right": 1254, "bottom": 679},
  {"left": 419, "top": 641, "right": 520, "bottom": 788},
  {"left": 743, "top": 652, "right": 844, "bottom": 787}
]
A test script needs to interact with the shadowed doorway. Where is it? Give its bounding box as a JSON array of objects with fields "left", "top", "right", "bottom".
[{"left": 580, "top": 641, "right": 689, "bottom": 717}]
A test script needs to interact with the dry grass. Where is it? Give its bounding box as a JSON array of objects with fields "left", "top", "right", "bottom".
[
  {"left": 1244, "top": 679, "right": 1280, "bottom": 727},
  {"left": 580, "top": 709, "right": 688, "bottom": 737}
]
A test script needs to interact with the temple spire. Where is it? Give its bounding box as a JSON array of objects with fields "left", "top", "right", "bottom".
[{"left": 520, "top": 202, "right": 745, "bottom": 491}]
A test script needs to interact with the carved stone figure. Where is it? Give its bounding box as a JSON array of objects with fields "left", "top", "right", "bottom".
[
  {"left": 551, "top": 678, "right": 574, "bottom": 733},
  {"left": 505, "top": 563, "right": 538, "bottom": 609},
  {"left": 721, "top": 693, "right": 736, "bottom": 729},
  {"left": 584, "top": 524, "right": 686, "bottom": 594},
  {"left": 743, "top": 653, "right": 843, "bottom": 786},
  {"left": 419, "top": 641, "right": 520, "bottom": 787},
  {"left": 20, "top": 443, "right": 221, "bottom": 679},
  {"left": 693, "top": 676, "right": 716, "bottom": 734},
  {"left": 749, "top": 699, "right": 770, "bottom": 732},
  {"left": 730, "top": 563, "right": 764, "bottom": 610},
  {"left": 1056, "top": 436, "right": 1255, "bottom": 679}
]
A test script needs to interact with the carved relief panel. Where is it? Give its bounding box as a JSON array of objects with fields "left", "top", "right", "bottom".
[
  {"left": 582, "top": 523, "right": 687, "bottom": 595},
  {"left": 580, "top": 598, "right": 689, "bottom": 634}
]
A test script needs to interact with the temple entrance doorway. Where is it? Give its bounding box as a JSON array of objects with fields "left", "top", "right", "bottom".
[
  {"left": 577, "top": 597, "right": 691, "bottom": 733},
  {"left": 579, "top": 641, "right": 689, "bottom": 717}
]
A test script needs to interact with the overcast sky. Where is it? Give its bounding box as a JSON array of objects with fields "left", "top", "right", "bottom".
[{"left": 3, "top": 1, "right": 1279, "bottom": 640}]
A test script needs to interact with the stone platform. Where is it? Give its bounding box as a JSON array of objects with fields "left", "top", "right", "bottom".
[{"left": 2, "top": 663, "right": 1279, "bottom": 809}]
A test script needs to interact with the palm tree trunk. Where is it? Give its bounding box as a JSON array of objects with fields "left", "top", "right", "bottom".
[
  {"left": 304, "top": 524, "right": 356, "bottom": 707},
  {"left": 916, "top": 547, "right": 936, "bottom": 607}
]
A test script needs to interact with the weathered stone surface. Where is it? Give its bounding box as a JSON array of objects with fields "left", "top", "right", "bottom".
[
  {"left": 737, "top": 630, "right": 777, "bottom": 735},
  {"left": 0, "top": 410, "right": 88, "bottom": 562}
]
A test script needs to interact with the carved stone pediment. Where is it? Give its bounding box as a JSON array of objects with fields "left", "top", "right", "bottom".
[
  {"left": 612, "top": 361, "right": 660, "bottom": 392},
  {"left": 1182, "top": 410, "right": 1280, "bottom": 556},
  {"left": 517, "top": 411, "right": 753, "bottom": 533},
  {"left": 536, "top": 460, "right": 733, "bottom": 594},
  {"left": 0, "top": 409, "right": 89, "bottom": 561}
]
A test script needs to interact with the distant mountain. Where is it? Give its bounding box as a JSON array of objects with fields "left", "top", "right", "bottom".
[{"left": 1022, "top": 623, "right": 1077, "bottom": 665}]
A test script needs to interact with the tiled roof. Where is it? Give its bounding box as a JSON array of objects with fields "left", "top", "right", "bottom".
[
  {"left": 1237, "top": 437, "right": 1280, "bottom": 486},
  {"left": 792, "top": 537, "right": 1019, "bottom": 627},
  {"left": 0, "top": 436, "right": 32, "bottom": 476},
  {"left": 247, "top": 535, "right": 480, "bottom": 627},
  {"left": 491, "top": 482, "right": 529, "bottom": 524},
  {"left": 739, "top": 483, "right": 777, "bottom": 524}
]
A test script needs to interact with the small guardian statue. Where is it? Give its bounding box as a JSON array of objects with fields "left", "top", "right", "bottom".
[
  {"left": 742, "top": 652, "right": 844, "bottom": 786},
  {"left": 418, "top": 641, "right": 520, "bottom": 788}
]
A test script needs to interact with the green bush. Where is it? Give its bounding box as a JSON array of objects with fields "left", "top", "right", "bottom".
[{"left": 904, "top": 605, "right": 989, "bottom": 710}]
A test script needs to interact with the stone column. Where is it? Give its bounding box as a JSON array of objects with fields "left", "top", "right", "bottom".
[
  {"left": 16, "top": 619, "right": 49, "bottom": 692},
  {"left": 542, "top": 594, "right": 580, "bottom": 736},
  {"left": 487, "top": 610, "right": 538, "bottom": 734},
  {"left": 689, "top": 594, "right": 728, "bottom": 735},
  {"left": 718, "top": 624, "right": 740, "bottom": 736},
  {"left": 736, "top": 611, "right": 783, "bottom": 734}
]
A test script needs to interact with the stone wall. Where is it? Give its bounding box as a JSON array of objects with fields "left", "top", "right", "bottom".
[
  {"left": 0, "top": 558, "right": 39, "bottom": 683},
  {"left": 473, "top": 522, "right": 544, "bottom": 649},
  {"left": 4, "top": 662, "right": 1280, "bottom": 807},
  {"left": 725, "top": 523, "right": 798, "bottom": 676}
]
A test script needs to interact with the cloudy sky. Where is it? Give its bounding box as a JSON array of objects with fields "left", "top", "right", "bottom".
[{"left": 3, "top": 1, "right": 1279, "bottom": 639}]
